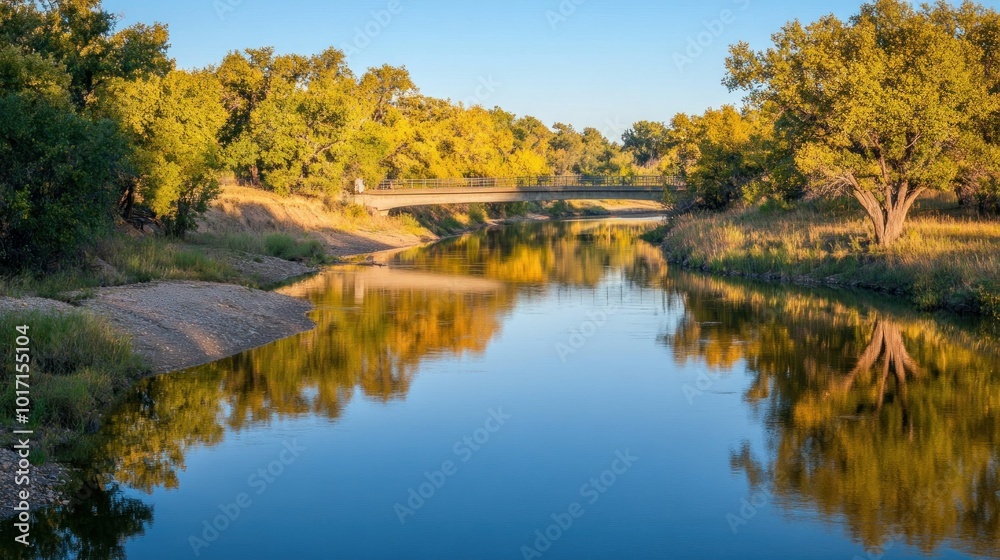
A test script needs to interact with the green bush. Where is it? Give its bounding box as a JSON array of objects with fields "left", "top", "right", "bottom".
[
  {"left": 467, "top": 204, "right": 487, "bottom": 224},
  {"left": 0, "top": 91, "right": 127, "bottom": 270},
  {"left": 263, "top": 233, "right": 325, "bottom": 261},
  {"left": 439, "top": 216, "right": 464, "bottom": 233},
  {"left": 503, "top": 201, "right": 535, "bottom": 217},
  {"left": 546, "top": 200, "right": 573, "bottom": 217},
  {"left": 978, "top": 284, "right": 1000, "bottom": 320}
]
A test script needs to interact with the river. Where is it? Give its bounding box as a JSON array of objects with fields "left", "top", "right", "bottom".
[{"left": 6, "top": 219, "right": 1000, "bottom": 559}]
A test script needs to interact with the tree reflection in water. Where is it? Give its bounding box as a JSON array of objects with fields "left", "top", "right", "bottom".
[
  {"left": 95, "top": 221, "right": 669, "bottom": 492},
  {"left": 0, "top": 484, "right": 152, "bottom": 560},
  {"left": 663, "top": 273, "right": 1000, "bottom": 556},
  {"left": 12, "top": 222, "right": 997, "bottom": 558}
]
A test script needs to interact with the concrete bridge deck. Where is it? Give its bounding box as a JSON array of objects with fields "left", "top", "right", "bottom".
[{"left": 353, "top": 175, "right": 682, "bottom": 214}]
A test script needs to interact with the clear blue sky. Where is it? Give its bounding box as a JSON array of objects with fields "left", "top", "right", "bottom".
[{"left": 104, "top": 0, "right": 997, "bottom": 139}]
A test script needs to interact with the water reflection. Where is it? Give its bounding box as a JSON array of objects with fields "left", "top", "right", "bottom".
[
  {"left": 663, "top": 273, "right": 1000, "bottom": 556},
  {"left": 0, "top": 486, "right": 152, "bottom": 560},
  {"left": 94, "top": 221, "right": 668, "bottom": 493},
  {"left": 6, "top": 220, "right": 1000, "bottom": 558},
  {"left": 394, "top": 221, "right": 670, "bottom": 288}
]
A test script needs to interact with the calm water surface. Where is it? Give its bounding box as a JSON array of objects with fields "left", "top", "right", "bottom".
[{"left": 9, "top": 219, "right": 1000, "bottom": 559}]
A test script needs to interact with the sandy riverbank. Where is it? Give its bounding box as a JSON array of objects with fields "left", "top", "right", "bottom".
[{"left": 0, "top": 281, "right": 316, "bottom": 376}]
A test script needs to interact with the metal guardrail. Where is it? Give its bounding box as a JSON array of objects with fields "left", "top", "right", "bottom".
[{"left": 375, "top": 175, "right": 683, "bottom": 190}]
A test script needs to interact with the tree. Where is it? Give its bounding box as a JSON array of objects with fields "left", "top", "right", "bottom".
[
  {"left": 576, "top": 127, "right": 621, "bottom": 175},
  {"left": 216, "top": 47, "right": 407, "bottom": 195},
  {"left": 930, "top": 1, "right": 1000, "bottom": 214},
  {"left": 0, "top": 0, "right": 171, "bottom": 108},
  {"left": 655, "top": 106, "right": 792, "bottom": 210},
  {"left": 691, "top": 106, "right": 773, "bottom": 209},
  {"left": 0, "top": 0, "right": 181, "bottom": 266},
  {"left": 97, "top": 71, "right": 227, "bottom": 236},
  {"left": 725, "top": 0, "right": 998, "bottom": 245},
  {"left": 359, "top": 63, "right": 416, "bottom": 125},
  {"left": 622, "top": 120, "right": 669, "bottom": 167},
  {"left": 548, "top": 123, "right": 584, "bottom": 175},
  {"left": 507, "top": 115, "right": 554, "bottom": 175},
  {"left": 0, "top": 47, "right": 128, "bottom": 269}
]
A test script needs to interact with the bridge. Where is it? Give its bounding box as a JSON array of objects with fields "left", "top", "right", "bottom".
[{"left": 353, "top": 175, "right": 683, "bottom": 214}]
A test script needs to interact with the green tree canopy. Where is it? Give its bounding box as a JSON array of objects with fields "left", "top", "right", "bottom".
[
  {"left": 0, "top": 46, "right": 127, "bottom": 268},
  {"left": 1, "top": 0, "right": 171, "bottom": 108},
  {"left": 622, "top": 120, "right": 669, "bottom": 167},
  {"left": 725, "top": 0, "right": 999, "bottom": 245},
  {"left": 96, "top": 70, "right": 227, "bottom": 236}
]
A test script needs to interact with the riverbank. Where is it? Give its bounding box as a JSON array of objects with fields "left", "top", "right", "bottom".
[
  {"left": 0, "top": 282, "right": 316, "bottom": 513},
  {"left": 649, "top": 195, "right": 1000, "bottom": 319},
  {"left": 0, "top": 191, "right": 668, "bottom": 510}
]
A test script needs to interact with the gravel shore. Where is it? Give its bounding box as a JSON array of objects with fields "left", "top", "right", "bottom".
[
  {"left": 0, "top": 449, "right": 70, "bottom": 515},
  {"left": 79, "top": 280, "right": 315, "bottom": 374},
  {"left": 1, "top": 279, "right": 316, "bottom": 516}
]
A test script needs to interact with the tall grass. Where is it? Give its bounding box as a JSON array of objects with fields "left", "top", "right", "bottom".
[
  {"left": 102, "top": 236, "right": 235, "bottom": 283},
  {"left": 659, "top": 197, "right": 1000, "bottom": 318},
  {"left": 0, "top": 311, "right": 147, "bottom": 459},
  {"left": 0, "top": 235, "right": 238, "bottom": 300},
  {"left": 195, "top": 232, "right": 326, "bottom": 262}
]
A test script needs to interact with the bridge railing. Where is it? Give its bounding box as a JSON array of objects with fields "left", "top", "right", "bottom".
[{"left": 375, "top": 175, "right": 683, "bottom": 190}]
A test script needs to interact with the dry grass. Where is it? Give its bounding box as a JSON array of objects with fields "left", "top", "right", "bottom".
[
  {"left": 0, "top": 235, "right": 240, "bottom": 300},
  {"left": 659, "top": 194, "right": 1000, "bottom": 318},
  {"left": 201, "top": 184, "right": 432, "bottom": 242}
]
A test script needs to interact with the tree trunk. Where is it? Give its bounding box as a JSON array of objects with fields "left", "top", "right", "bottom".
[
  {"left": 836, "top": 318, "right": 922, "bottom": 394},
  {"left": 848, "top": 178, "right": 926, "bottom": 247},
  {"left": 118, "top": 177, "right": 136, "bottom": 220},
  {"left": 249, "top": 164, "right": 260, "bottom": 187}
]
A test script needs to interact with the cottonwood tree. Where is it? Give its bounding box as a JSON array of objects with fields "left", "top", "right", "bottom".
[
  {"left": 655, "top": 106, "right": 797, "bottom": 210},
  {"left": 97, "top": 71, "right": 227, "bottom": 236},
  {"left": 622, "top": 120, "right": 669, "bottom": 167},
  {"left": 0, "top": 0, "right": 171, "bottom": 108},
  {"left": 0, "top": 0, "right": 172, "bottom": 266},
  {"left": 725, "top": 0, "right": 999, "bottom": 245}
]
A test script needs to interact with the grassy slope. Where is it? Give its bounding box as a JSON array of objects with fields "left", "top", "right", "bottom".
[
  {"left": 199, "top": 184, "right": 430, "bottom": 241},
  {"left": 0, "top": 310, "right": 147, "bottom": 462},
  {"left": 654, "top": 194, "right": 1000, "bottom": 319},
  {"left": 0, "top": 185, "right": 437, "bottom": 300}
]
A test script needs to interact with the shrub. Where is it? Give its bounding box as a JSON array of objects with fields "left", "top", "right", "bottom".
[
  {"left": 0, "top": 91, "right": 126, "bottom": 270},
  {"left": 546, "top": 200, "right": 573, "bottom": 217},
  {"left": 467, "top": 204, "right": 487, "bottom": 224},
  {"left": 263, "top": 233, "right": 325, "bottom": 261}
]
